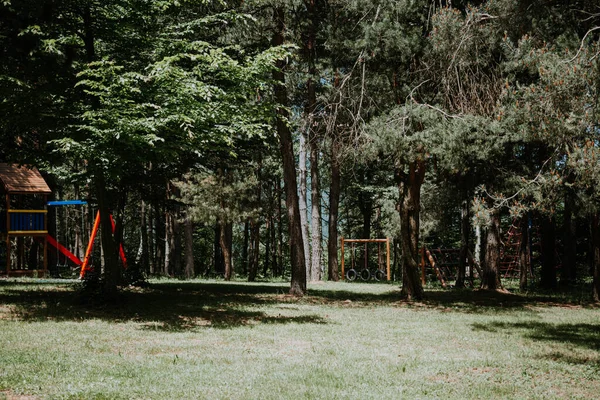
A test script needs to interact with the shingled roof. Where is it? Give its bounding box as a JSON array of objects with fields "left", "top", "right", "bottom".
[{"left": 0, "top": 163, "right": 51, "bottom": 194}]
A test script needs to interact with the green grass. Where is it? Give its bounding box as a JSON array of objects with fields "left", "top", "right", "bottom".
[{"left": 0, "top": 279, "right": 599, "bottom": 399}]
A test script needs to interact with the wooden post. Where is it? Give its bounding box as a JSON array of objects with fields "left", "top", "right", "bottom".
[
  {"left": 426, "top": 249, "right": 446, "bottom": 288},
  {"left": 340, "top": 237, "right": 345, "bottom": 280},
  {"left": 386, "top": 237, "right": 391, "bottom": 281}
]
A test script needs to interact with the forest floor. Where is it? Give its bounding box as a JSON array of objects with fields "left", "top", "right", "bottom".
[{"left": 0, "top": 278, "right": 599, "bottom": 399}]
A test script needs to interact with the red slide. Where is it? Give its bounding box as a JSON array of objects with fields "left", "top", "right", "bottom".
[{"left": 46, "top": 235, "right": 83, "bottom": 266}]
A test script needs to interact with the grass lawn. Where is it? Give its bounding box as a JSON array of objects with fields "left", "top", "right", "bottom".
[{"left": 0, "top": 278, "right": 599, "bottom": 399}]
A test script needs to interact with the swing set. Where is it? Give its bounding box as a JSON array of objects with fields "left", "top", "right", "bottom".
[
  {"left": 340, "top": 237, "right": 391, "bottom": 281},
  {"left": 0, "top": 164, "right": 126, "bottom": 277},
  {"left": 47, "top": 200, "right": 127, "bottom": 279}
]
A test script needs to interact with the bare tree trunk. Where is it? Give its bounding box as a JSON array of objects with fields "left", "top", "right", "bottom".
[
  {"left": 213, "top": 222, "right": 224, "bottom": 276},
  {"left": 220, "top": 220, "right": 233, "bottom": 281},
  {"left": 264, "top": 219, "right": 271, "bottom": 276},
  {"left": 242, "top": 219, "right": 249, "bottom": 276},
  {"left": 277, "top": 178, "right": 284, "bottom": 277},
  {"left": 270, "top": 213, "right": 277, "bottom": 276},
  {"left": 140, "top": 201, "right": 150, "bottom": 274},
  {"left": 95, "top": 174, "right": 119, "bottom": 296},
  {"left": 540, "top": 214, "right": 557, "bottom": 290},
  {"left": 562, "top": 190, "right": 577, "bottom": 285},
  {"left": 305, "top": 0, "right": 321, "bottom": 281},
  {"left": 298, "top": 131, "right": 310, "bottom": 279},
  {"left": 481, "top": 208, "right": 501, "bottom": 290},
  {"left": 310, "top": 142, "right": 322, "bottom": 281},
  {"left": 273, "top": 6, "right": 306, "bottom": 296},
  {"left": 248, "top": 217, "right": 260, "bottom": 281},
  {"left": 519, "top": 215, "right": 530, "bottom": 291},
  {"left": 398, "top": 160, "right": 426, "bottom": 300},
  {"left": 164, "top": 209, "right": 173, "bottom": 276},
  {"left": 592, "top": 214, "right": 600, "bottom": 302},
  {"left": 184, "top": 211, "right": 194, "bottom": 279},
  {"left": 456, "top": 194, "right": 469, "bottom": 288},
  {"left": 154, "top": 200, "right": 165, "bottom": 276},
  {"left": 327, "top": 141, "right": 341, "bottom": 281}
]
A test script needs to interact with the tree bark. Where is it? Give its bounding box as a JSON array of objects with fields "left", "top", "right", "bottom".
[
  {"left": 592, "top": 214, "right": 600, "bottom": 302},
  {"left": 272, "top": 6, "right": 307, "bottom": 296},
  {"left": 298, "top": 131, "right": 310, "bottom": 279},
  {"left": 213, "top": 222, "right": 224, "bottom": 276},
  {"left": 95, "top": 174, "right": 119, "bottom": 295},
  {"left": 242, "top": 219, "right": 249, "bottom": 276},
  {"left": 220, "top": 220, "right": 233, "bottom": 281},
  {"left": 562, "top": 190, "right": 577, "bottom": 285},
  {"left": 304, "top": 0, "right": 321, "bottom": 281},
  {"left": 327, "top": 141, "right": 341, "bottom": 281},
  {"left": 456, "top": 194, "right": 469, "bottom": 288},
  {"left": 310, "top": 141, "right": 322, "bottom": 281},
  {"left": 184, "top": 211, "right": 194, "bottom": 279},
  {"left": 480, "top": 208, "right": 501, "bottom": 290},
  {"left": 519, "top": 214, "right": 530, "bottom": 291},
  {"left": 140, "top": 201, "right": 150, "bottom": 274},
  {"left": 154, "top": 199, "right": 165, "bottom": 276},
  {"left": 398, "top": 159, "right": 426, "bottom": 300},
  {"left": 540, "top": 214, "right": 557, "bottom": 289},
  {"left": 248, "top": 217, "right": 260, "bottom": 282}
]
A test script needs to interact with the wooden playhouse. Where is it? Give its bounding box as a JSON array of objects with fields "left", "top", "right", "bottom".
[{"left": 0, "top": 163, "right": 51, "bottom": 276}]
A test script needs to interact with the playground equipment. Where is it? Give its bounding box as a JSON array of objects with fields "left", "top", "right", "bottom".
[
  {"left": 0, "top": 164, "right": 51, "bottom": 276},
  {"left": 0, "top": 163, "right": 126, "bottom": 277},
  {"left": 419, "top": 247, "right": 482, "bottom": 287},
  {"left": 340, "top": 238, "right": 391, "bottom": 281}
]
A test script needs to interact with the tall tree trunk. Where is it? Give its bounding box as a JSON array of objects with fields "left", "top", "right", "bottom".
[
  {"left": 304, "top": 0, "right": 321, "bottom": 281},
  {"left": 481, "top": 208, "right": 501, "bottom": 290},
  {"left": 213, "top": 222, "right": 224, "bottom": 276},
  {"left": 164, "top": 209, "right": 174, "bottom": 276},
  {"left": 184, "top": 211, "right": 194, "bottom": 279},
  {"left": 592, "top": 213, "right": 600, "bottom": 302},
  {"left": 242, "top": 219, "right": 249, "bottom": 276},
  {"left": 272, "top": 6, "right": 307, "bottom": 296},
  {"left": 248, "top": 217, "right": 260, "bottom": 282},
  {"left": 264, "top": 219, "right": 271, "bottom": 276},
  {"left": 456, "top": 193, "right": 469, "bottom": 288},
  {"left": 519, "top": 214, "right": 530, "bottom": 291},
  {"left": 562, "top": 190, "right": 577, "bottom": 285},
  {"left": 277, "top": 177, "right": 284, "bottom": 277},
  {"left": 220, "top": 220, "right": 233, "bottom": 280},
  {"left": 298, "top": 131, "right": 310, "bottom": 279},
  {"left": 327, "top": 141, "right": 341, "bottom": 281},
  {"left": 270, "top": 212, "right": 277, "bottom": 276},
  {"left": 140, "top": 201, "right": 150, "bottom": 274},
  {"left": 310, "top": 142, "right": 322, "bottom": 281},
  {"left": 95, "top": 175, "right": 119, "bottom": 295},
  {"left": 540, "top": 214, "right": 557, "bottom": 289},
  {"left": 398, "top": 159, "right": 426, "bottom": 300},
  {"left": 154, "top": 200, "right": 165, "bottom": 276}
]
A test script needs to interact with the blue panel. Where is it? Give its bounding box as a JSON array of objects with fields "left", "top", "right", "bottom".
[{"left": 47, "top": 200, "right": 88, "bottom": 206}]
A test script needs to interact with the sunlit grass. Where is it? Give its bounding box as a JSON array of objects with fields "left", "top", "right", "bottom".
[{"left": 0, "top": 278, "right": 598, "bottom": 399}]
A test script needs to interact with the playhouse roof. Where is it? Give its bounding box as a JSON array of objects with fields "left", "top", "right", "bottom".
[{"left": 0, "top": 163, "right": 51, "bottom": 194}]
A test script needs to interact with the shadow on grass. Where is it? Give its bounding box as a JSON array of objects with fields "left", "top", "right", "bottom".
[
  {"left": 0, "top": 280, "right": 596, "bottom": 329},
  {"left": 0, "top": 280, "right": 326, "bottom": 331},
  {"left": 472, "top": 321, "right": 600, "bottom": 350},
  {"left": 471, "top": 320, "right": 600, "bottom": 366},
  {"left": 307, "top": 285, "right": 594, "bottom": 313}
]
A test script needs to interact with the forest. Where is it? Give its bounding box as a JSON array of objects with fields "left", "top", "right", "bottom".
[{"left": 1, "top": 0, "right": 600, "bottom": 301}]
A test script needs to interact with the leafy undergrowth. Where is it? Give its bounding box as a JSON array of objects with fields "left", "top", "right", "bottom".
[{"left": 0, "top": 278, "right": 598, "bottom": 399}]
